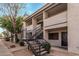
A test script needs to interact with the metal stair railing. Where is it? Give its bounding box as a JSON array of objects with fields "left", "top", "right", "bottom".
[
  {"left": 23, "top": 24, "right": 50, "bottom": 56},
  {"left": 32, "top": 24, "right": 42, "bottom": 32},
  {"left": 23, "top": 39, "right": 43, "bottom": 56},
  {"left": 26, "top": 24, "right": 42, "bottom": 39},
  {"left": 31, "top": 27, "right": 42, "bottom": 39}
]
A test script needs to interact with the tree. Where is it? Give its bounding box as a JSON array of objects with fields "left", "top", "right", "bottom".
[
  {"left": 2, "top": 31, "right": 10, "bottom": 40},
  {"left": 0, "top": 17, "right": 14, "bottom": 33},
  {"left": 0, "top": 3, "right": 27, "bottom": 43},
  {"left": 0, "top": 16, "right": 23, "bottom": 42},
  {"left": 0, "top": 33, "right": 3, "bottom": 37}
]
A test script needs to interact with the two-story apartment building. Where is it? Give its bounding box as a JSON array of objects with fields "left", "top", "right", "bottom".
[{"left": 22, "top": 3, "right": 79, "bottom": 54}]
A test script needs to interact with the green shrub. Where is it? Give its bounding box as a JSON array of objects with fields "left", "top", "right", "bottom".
[
  {"left": 5, "top": 37, "right": 10, "bottom": 41},
  {"left": 19, "top": 41, "right": 25, "bottom": 46},
  {"left": 15, "top": 38, "right": 19, "bottom": 43},
  {"left": 42, "top": 42, "right": 51, "bottom": 53}
]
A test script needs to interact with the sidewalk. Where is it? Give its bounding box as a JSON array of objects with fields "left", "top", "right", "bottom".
[{"left": 0, "top": 39, "right": 13, "bottom": 56}]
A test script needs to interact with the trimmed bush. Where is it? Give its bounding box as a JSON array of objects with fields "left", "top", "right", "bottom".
[
  {"left": 15, "top": 38, "right": 19, "bottom": 43},
  {"left": 19, "top": 41, "right": 25, "bottom": 46},
  {"left": 5, "top": 37, "right": 10, "bottom": 41},
  {"left": 42, "top": 42, "right": 51, "bottom": 53}
]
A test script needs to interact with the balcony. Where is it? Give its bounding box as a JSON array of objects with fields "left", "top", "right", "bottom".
[
  {"left": 44, "top": 11, "right": 67, "bottom": 30},
  {"left": 27, "top": 25, "right": 33, "bottom": 31}
]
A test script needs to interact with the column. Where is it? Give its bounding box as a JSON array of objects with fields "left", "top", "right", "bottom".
[
  {"left": 68, "top": 4, "right": 79, "bottom": 54},
  {"left": 23, "top": 22, "right": 26, "bottom": 39},
  {"left": 43, "top": 11, "right": 48, "bottom": 40},
  {"left": 59, "top": 32, "right": 62, "bottom": 46},
  {"left": 43, "top": 30, "right": 48, "bottom": 40},
  {"left": 32, "top": 17, "right": 37, "bottom": 36},
  {"left": 43, "top": 11, "right": 48, "bottom": 19}
]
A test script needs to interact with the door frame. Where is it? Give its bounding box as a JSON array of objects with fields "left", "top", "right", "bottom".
[{"left": 61, "top": 32, "right": 68, "bottom": 47}]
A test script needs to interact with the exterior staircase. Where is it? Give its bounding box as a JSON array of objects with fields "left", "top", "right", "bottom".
[
  {"left": 23, "top": 24, "right": 50, "bottom": 56},
  {"left": 24, "top": 39, "right": 49, "bottom": 56}
]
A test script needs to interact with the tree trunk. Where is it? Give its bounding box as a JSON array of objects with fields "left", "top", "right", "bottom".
[
  {"left": 15, "top": 32, "right": 19, "bottom": 43},
  {"left": 12, "top": 17, "right": 17, "bottom": 43},
  {"left": 11, "top": 33, "right": 13, "bottom": 42}
]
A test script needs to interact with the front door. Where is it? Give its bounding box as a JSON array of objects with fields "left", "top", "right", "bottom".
[{"left": 61, "top": 32, "right": 68, "bottom": 47}]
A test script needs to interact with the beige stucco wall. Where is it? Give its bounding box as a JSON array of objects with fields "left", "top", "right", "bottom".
[
  {"left": 44, "top": 29, "right": 67, "bottom": 47},
  {"left": 44, "top": 23, "right": 67, "bottom": 30},
  {"left": 43, "top": 11, "right": 67, "bottom": 42},
  {"left": 44, "top": 11, "right": 67, "bottom": 28},
  {"left": 68, "top": 4, "right": 79, "bottom": 54},
  {"left": 43, "top": 11, "right": 67, "bottom": 47},
  {"left": 27, "top": 25, "right": 33, "bottom": 31},
  {"left": 24, "top": 3, "right": 79, "bottom": 54}
]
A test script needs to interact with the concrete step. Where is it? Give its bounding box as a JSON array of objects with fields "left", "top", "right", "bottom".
[
  {"left": 36, "top": 49, "right": 46, "bottom": 53},
  {"left": 40, "top": 51, "right": 48, "bottom": 56}
]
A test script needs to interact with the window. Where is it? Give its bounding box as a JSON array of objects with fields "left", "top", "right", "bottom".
[{"left": 48, "top": 33, "right": 59, "bottom": 40}]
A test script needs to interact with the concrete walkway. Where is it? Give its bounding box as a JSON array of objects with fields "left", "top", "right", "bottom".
[{"left": 0, "top": 39, "right": 13, "bottom": 56}]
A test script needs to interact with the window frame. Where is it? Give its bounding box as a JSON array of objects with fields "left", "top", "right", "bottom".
[{"left": 48, "top": 32, "right": 59, "bottom": 40}]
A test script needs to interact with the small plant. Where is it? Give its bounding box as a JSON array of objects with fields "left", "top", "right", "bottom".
[
  {"left": 19, "top": 41, "right": 25, "bottom": 46},
  {"left": 5, "top": 37, "right": 10, "bottom": 41},
  {"left": 42, "top": 42, "right": 51, "bottom": 53},
  {"left": 15, "top": 38, "right": 19, "bottom": 43}
]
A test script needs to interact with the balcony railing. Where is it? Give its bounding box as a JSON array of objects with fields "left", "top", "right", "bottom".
[{"left": 44, "top": 11, "right": 67, "bottom": 28}]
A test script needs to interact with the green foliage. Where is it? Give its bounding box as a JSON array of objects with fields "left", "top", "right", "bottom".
[
  {"left": 16, "top": 17, "right": 23, "bottom": 33},
  {"left": 0, "top": 16, "right": 23, "bottom": 34},
  {"left": 0, "top": 16, "right": 23, "bottom": 42},
  {"left": 0, "top": 17, "right": 14, "bottom": 33},
  {"left": 42, "top": 42, "right": 51, "bottom": 53},
  {"left": 5, "top": 37, "right": 10, "bottom": 41},
  {"left": 19, "top": 41, "right": 25, "bottom": 46}
]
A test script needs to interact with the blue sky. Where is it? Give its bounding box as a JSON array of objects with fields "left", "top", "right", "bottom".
[
  {"left": 0, "top": 3, "right": 45, "bottom": 33},
  {"left": 19, "top": 3, "right": 45, "bottom": 15},
  {"left": 18, "top": 3, "right": 45, "bottom": 16}
]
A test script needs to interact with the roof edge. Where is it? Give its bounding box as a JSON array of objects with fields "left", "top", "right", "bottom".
[{"left": 25, "top": 3, "right": 59, "bottom": 20}]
